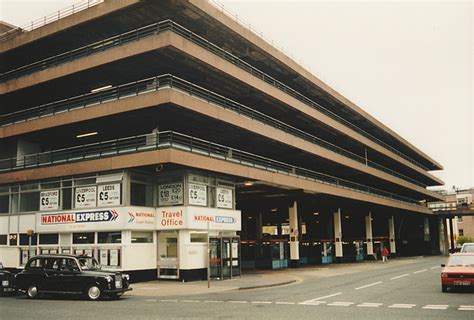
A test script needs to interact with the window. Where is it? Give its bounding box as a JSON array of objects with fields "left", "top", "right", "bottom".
[
  {"left": 62, "top": 188, "right": 72, "bottom": 210},
  {"left": 131, "top": 231, "right": 153, "bottom": 243},
  {"left": 459, "top": 229, "right": 464, "bottom": 236},
  {"left": 39, "top": 233, "right": 59, "bottom": 245},
  {"left": 0, "top": 234, "right": 7, "bottom": 245},
  {"left": 458, "top": 216, "right": 463, "bottom": 223},
  {"left": 0, "top": 195, "right": 9, "bottom": 213},
  {"left": 73, "top": 232, "right": 95, "bottom": 244},
  {"left": 131, "top": 182, "right": 153, "bottom": 206},
  {"left": 190, "top": 233, "right": 207, "bottom": 243},
  {"left": 9, "top": 234, "right": 17, "bottom": 246},
  {"left": 98, "top": 231, "right": 121, "bottom": 244},
  {"left": 20, "top": 192, "right": 40, "bottom": 212},
  {"left": 19, "top": 233, "right": 38, "bottom": 246}
]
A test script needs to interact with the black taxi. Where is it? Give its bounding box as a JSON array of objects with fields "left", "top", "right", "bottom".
[
  {"left": 15, "top": 254, "right": 131, "bottom": 300},
  {"left": 0, "top": 262, "right": 16, "bottom": 295}
]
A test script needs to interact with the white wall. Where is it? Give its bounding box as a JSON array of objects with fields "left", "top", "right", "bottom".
[
  {"left": 178, "top": 230, "right": 207, "bottom": 270},
  {"left": 0, "top": 247, "right": 20, "bottom": 268}
]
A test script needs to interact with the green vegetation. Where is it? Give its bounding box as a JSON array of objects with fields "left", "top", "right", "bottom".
[{"left": 458, "top": 236, "right": 474, "bottom": 245}]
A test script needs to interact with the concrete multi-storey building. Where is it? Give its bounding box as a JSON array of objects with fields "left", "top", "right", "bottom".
[{"left": 0, "top": 0, "right": 445, "bottom": 281}]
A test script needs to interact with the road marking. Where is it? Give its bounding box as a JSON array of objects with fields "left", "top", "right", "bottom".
[
  {"left": 328, "top": 302, "right": 354, "bottom": 307},
  {"left": 298, "top": 301, "right": 326, "bottom": 306},
  {"left": 357, "top": 303, "right": 382, "bottom": 308},
  {"left": 145, "top": 299, "right": 157, "bottom": 302},
  {"left": 355, "top": 281, "right": 382, "bottom": 290},
  {"left": 303, "top": 292, "right": 342, "bottom": 302},
  {"left": 182, "top": 300, "right": 200, "bottom": 303},
  {"left": 388, "top": 304, "right": 416, "bottom": 309},
  {"left": 251, "top": 301, "right": 272, "bottom": 304},
  {"left": 414, "top": 269, "right": 427, "bottom": 274},
  {"left": 390, "top": 274, "right": 409, "bottom": 280},
  {"left": 459, "top": 305, "right": 474, "bottom": 311},
  {"left": 228, "top": 301, "right": 248, "bottom": 304},
  {"left": 275, "top": 302, "right": 296, "bottom": 305},
  {"left": 422, "top": 305, "right": 449, "bottom": 310},
  {"left": 430, "top": 266, "right": 440, "bottom": 270},
  {"left": 160, "top": 299, "right": 178, "bottom": 302},
  {"left": 204, "top": 300, "right": 223, "bottom": 303}
]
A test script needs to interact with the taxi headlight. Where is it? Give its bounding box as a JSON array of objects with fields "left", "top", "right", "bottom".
[
  {"left": 441, "top": 273, "right": 448, "bottom": 278},
  {"left": 123, "top": 274, "right": 130, "bottom": 281},
  {"left": 105, "top": 275, "right": 113, "bottom": 282}
]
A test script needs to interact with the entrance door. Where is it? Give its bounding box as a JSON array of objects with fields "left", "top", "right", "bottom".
[{"left": 157, "top": 231, "right": 179, "bottom": 279}]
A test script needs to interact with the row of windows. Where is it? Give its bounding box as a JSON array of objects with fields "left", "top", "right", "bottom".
[{"left": 0, "top": 231, "right": 153, "bottom": 246}]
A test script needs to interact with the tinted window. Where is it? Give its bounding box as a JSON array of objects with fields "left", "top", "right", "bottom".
[
  {"left": 39, "top": 233, "right": 59, "bottom": 245},
  {"left": 98, "top": 231, "right": 121, "bottom": 244},
  {"left": 0, "top": 234, "right": 7, "bottom": 245},
  {"left": 19, "top": 233, "right": 38, "bottom": 245},
  {"left": 73, "top": 232, "right": 94, "bottom": 244}
]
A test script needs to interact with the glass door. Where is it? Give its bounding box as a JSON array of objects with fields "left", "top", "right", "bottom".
[{"left": 158, "top": 231, "right": 179, "bottom": 279}]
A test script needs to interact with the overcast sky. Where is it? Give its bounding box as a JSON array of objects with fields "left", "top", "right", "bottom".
[{"left": 1, "top": 0, "right": 473, "bottom": 191}]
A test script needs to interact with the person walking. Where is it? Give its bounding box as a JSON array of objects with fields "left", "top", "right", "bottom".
[{"left": 381, "top": 246, "right": 389, "bottom": 263}]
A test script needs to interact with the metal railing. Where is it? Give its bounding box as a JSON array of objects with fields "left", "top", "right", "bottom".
[
  {"left": 0, "top": 19, "right": 429, "bottom": 171},
  {"left": 0, "top": 0, "right": 104, "bottom": 42},
  {"left": 0, "top": 130, "right": 423, "bottom": 207},
  {"left": 0, "top": 74, "right": 426, "bottom": 188}
]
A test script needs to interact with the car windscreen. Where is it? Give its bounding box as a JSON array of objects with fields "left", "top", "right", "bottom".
[
  {"left": 447, "top": 255, "right": 474, "bottom": 266},
  {"left": 461, "top": 245, "right": 474, "bottom": 253},
  {"left": 78, "top": 257, "right": 101, "bottom": 270}
]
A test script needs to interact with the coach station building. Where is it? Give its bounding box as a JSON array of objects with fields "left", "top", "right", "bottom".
[{"left": 0, "top": 0, "right": 445, "bottom": 281}]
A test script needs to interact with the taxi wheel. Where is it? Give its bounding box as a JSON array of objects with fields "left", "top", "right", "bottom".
[
  {"left": 441, "top": 284, "right": 449, "bottom": 293},
  {"left": 26, "top": 284, "right": 39, "bottom": 299},
  {"left": 86, "top": 285, "right": 102, "bottom": 301}
]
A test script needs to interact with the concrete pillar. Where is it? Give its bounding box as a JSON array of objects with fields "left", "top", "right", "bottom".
[
  {"left": 334, "top": 209, "right": 343, "bottom": 258},
  {"left": 289, "top": 201, "right": 299, "bottom": 266},
  {"left": 389, "top": 215, "right": 396, "bottom": 254},
  {"left": 365, "top": 212, "right": 374, "bottom": 255},
  {"left": 439, "top": 218, "right": 449, "bottom": 255},
  {"left": 448, "top": 217, "right": 455, "bottom": 252}
]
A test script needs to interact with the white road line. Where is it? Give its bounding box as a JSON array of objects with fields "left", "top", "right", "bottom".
[
  {"left": 388, "top": 304, "right": 416, "bottom": 309},
  {"left": 459, "top": 305, "right": 474, "bottom": 311},
  {"left": 355, "top": 281, "right": 382, "bottom": 290},
  {"left": 160, "top": 299, "right": 178, "bottom": 302},
  {"left": 422, "top": 305, "right": 449, "bottom": 310},
  {"left": 357, "top": 303, "right": 383, "bottom": 308},
  {"left": 328, "top": 302, "right": 354, "bottom": 307},
  {"left": 390, "top": 274, "right": 409, "bottom": 280},
  {"left": 430, "top": 266, "right": 440, "bottom": 270},
  {"left": 251, "top": 301, "right": 272, "bottom": 304},
  {"left": 228, "top": 301, "right": 248, "bottom": 304},
  {"left": 275, "top": 302, "right": 296, "bottom": 305},
  {"left": 145, "top": 299, "right": 157, "bottom": 302},
  {"left": 302, "top": 292, "right": 342, "bottom": 302},
  {"left": 298, "top": 301, "right": 327, "bottom": 306},
  {"left": 204, "top": 300, "right": 224, "bottom": 303},
  {"left": 182, "top": 300, "right": 200, "bottom": 303},
  {"left": 414, "top": 269, "right": 427, "bottom": 274}
]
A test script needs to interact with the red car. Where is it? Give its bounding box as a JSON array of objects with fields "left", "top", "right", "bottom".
[{"left": 441, "top": 253, "right": 474, "bottom": 292}]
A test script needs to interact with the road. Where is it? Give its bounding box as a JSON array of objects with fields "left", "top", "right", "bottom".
[{"left": 1, "top": 256, "right": 473, "bottom": 319}]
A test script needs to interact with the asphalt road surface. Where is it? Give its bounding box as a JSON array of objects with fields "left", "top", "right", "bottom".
[{"left": 1, "top": 256, "right": 473, "bottom": 319}]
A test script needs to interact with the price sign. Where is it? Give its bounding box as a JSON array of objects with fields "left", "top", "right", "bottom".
[
  {"left": 75, "top": 186, "right": 97, "bottom": 208},
  {"left": 216, "top": 187, "right": 233, "bottom": 209},
  {"left": 40, "top": 190, "right": 60, "bottom": 211},
  {"left": 97, "top": 184, "right": 121, "bottom": 207},
  {"left": 159, "top": 183, "right": 183, "bottom": 206},
  {"left": 188, "top": 183, "right": 207, "bottom": 206}
]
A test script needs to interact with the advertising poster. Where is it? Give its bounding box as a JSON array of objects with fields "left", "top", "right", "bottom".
[
  {"left": 216, "top": 187, "right": 233, "bottom": 209},
  {"left": 75, "top": 186, "right": 97, "bottom": 208},
  {"left": 39, "top": 190, "right": 60, "bottom": 211},
  {"left": 97, "top": 184, "right": 121, "bottom": 207},
  {"left": 109, "top": 249, "right": 119, "bottom": 266},
  {"left": 188, "top": 183, "right": 207, "bottom": 206},
  {"left": 159, "top": 183, "right": 183, "bottom": 206},
  {"left": 100, "top": 250, "right": 108, "bottom": 266}
]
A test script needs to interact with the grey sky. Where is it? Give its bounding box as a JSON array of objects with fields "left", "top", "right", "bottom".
[{"left": 1, "top": 0, "right": 473, "bottom": 190}]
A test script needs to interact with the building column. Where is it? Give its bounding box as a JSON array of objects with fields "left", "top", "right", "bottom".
[
  {"left": 365, "top": 212, "right": 374, "bottom": 256},
  {"left": 439, "top": 218, "right": 449, "bottom": 255},
  {"left": 389, "top": 215, "right": 396, "bottom": 254},
  {"left": 334, "top": 208, "right": 343, "bottom": 258},
  {"left": 289, "top": 201, "right": 299, "bottom": 267},
  {"left": 448, "top": 217, "right": 455, "bottom": 252}
]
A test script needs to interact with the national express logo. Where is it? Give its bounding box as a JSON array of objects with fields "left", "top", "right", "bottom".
[
  {"left": 41, "top": 210, "right": 119, "bottom": 225},
  {"left": 128, "top": 212, "right": 155, "bottom": 224}
]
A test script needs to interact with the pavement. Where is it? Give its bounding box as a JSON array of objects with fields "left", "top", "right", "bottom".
[{"left": 129, "top": 255, "right": 443, "bottom": 297}]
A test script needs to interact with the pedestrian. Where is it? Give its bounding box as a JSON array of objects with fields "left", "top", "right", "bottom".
[{"left": 381, "top": 246, "right": 389, "bottom": 263}]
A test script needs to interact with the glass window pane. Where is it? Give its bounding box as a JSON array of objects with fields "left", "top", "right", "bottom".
[
  {"left": 0, "top": 234, "right": 7, "bottom": 245},
  {"left": 98, "top": 231, "right": 121, "bottom": 244},
  {"left": 131, "top": 183, "right": 153, "bottom": 206},
  {"left": 0, "top": 195, "right": 9, "bottom": 213},
  {"left": 20, "top": 192, "right": 39, "bottom": 212},
  {"left": 39, "top": 233, "right": 59, "bottom": 245},
  {"left": 62, "top": 188, "right": 72, "bottom": 210},
  {"left": 19, "top": 233, "right": 38, "bottom": 245},
  {"left": 73, "top": 232, "right": 95, "bottom": 244},
  {"left": 190, "top": 233, "right": 207, "bottom": 243},
  {"left": 131, "top": 231, "right": 153, "bottom": 243}
]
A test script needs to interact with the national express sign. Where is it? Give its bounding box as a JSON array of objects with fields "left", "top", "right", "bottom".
[{"left": 41, "top": 210, "right": 119, "bottom": 225}]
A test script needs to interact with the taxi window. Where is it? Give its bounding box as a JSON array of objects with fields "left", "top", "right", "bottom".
[{"left": 27, "top": 258, "right": 47, "bottom": 270}]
